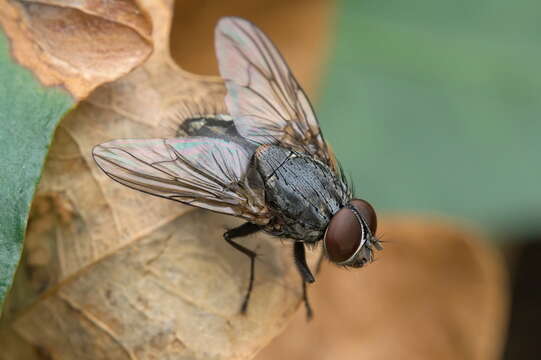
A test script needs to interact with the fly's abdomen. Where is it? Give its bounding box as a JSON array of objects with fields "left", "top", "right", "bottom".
[{"left": 254, "top": 145, "right": 347, "bottom": 241}]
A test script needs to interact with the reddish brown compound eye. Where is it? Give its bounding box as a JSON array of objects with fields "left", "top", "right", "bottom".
[
  {"left": 350, "top": 198, "right": 377, "bottom": 234},
  {"left": 324, "top": 207, "right": 362, "bottom": 263}
]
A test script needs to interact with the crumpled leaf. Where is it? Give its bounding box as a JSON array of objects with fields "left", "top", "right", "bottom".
[
  {"left": 0, "top": 0, "right": 152, "bottom": 314},
  {"left": 0, "top": 0, "right": 152, "bottom": 99},
  {"left": 0, "top": 1, "right": 329, "bottom": 359}
]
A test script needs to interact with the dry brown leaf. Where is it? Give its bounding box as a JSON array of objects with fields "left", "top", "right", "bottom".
[
  {"left": 0, "top": 0, "right": 153, "bottom": 99},
  {"left": 0, "top": 1, "right": 334, "bottom": 359},
  {"left": 256, "top": 216, "right": 509, "bottom": 360}
]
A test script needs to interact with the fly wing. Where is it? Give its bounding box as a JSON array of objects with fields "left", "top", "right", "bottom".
[
  {"left": 92, "top": 137, "right": 269, "bottom": 223},
  {"left": 215, "top": 17, "right": 339, "bottom": 173}
]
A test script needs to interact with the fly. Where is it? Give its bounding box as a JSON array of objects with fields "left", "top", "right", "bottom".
[{"left": 92, "top": 17, "right": 382, "bottom": 319}]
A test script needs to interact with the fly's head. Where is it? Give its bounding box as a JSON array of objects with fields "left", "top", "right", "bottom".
[{"left": 323, "top": 199, "right": 382, "bottom": 268}]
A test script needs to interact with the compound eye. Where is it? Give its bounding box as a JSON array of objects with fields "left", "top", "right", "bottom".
[
  {"left": 350, "top": 198, "right": 377, "bottom": 234},
  {"left": 324, "top": 207, "right": 362, "bottom": 263}
]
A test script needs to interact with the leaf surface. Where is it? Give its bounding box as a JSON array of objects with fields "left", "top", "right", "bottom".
[{"left": 0, "top": 0, "right": 152, "bottom": 313}]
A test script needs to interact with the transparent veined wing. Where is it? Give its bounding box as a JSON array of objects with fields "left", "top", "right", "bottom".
[
  {"left": 92, "top": 137, "right": 269, "bottom": 223},
  {"left": 215, "top": 17, "right": 339, "bottom": 173}
]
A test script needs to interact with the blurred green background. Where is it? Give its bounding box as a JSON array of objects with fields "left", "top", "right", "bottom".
[
  {"left": 319, "top": 0, "right": 541, "bottom": 237},
  {"left": 317, "top": 2, "right": 541, "bottom": 357}
]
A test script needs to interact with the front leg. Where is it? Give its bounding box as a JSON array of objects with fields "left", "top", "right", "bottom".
[
  {"left": 223, "top": 222, "right": 261, "bottom": 314},
  {"left": 293, "top": 241, "right": 315, "bottom": 320},
  {"left": 293, "top": 241, "right": 315, "bottom": 283}
]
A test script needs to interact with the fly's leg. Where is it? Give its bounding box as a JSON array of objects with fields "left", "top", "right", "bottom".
[
  {"left": 223, "top": 222, "right": 261, "bottom": 314},
  {"left": 293, "top": 241, "right": 315, "bottom": 283},
  {"left": 302, "top": 280, "right": 313, "bottom": 320},
  {"left": 293, "top": 241, "right": 315, "bottom": 320}
]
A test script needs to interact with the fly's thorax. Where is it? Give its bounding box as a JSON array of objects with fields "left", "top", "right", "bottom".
[{"left": 254, "top": 144, "right": 349, "bottom": 241}]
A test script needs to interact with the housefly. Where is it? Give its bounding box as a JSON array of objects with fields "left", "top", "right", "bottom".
[{"left": 93, "top": 17, "right": 382, "bottom": 318}]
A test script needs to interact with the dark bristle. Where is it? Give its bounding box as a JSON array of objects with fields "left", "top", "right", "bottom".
[{"left": 163, "top": 100, "right": 229, "bottom": 136}]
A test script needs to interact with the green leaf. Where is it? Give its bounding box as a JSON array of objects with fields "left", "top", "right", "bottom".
[
  {"left": 0, "top": 30, "right": 73, "bottom": 312},
  {"left": 319, "top": 0, "right": 541, "bottom": 237}
]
